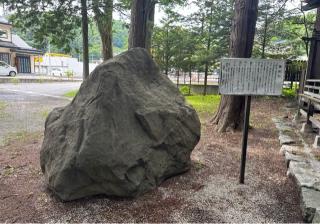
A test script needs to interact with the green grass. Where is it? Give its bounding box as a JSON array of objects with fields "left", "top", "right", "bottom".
[
  {"left": 1, "top": 131, "right": 42, "bottom": 147},
  {"left": 2, "top": 131, "right": 29, "bottom": 146},
  {"left": 64, "top": 89, "right": 221, "bottom": 114},
  {"left": 185, "top": 95, "right": 220, "bottom": 113},
  {"left": 10, "top": 77, "right": 20, "bottom": 85},
  {"left": 64, "top": 90, "right": 78, "bottom": 98},
  {"left": 40, "top": 109, "right": 49, "bottom": 119},
  {"left": 0, "top": 101, "right": 8, "bottom": 118}
]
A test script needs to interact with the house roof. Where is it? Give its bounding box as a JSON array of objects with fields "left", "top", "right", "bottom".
[
  {"left": 12, "top": 34, "right": 34, "bottom": 50},
  {"left": 0, "top": 16, "right": 11, "bottom": 25},
  {"left": 302, "top": 0, "right": 320, "bottom": 11},
  {"left": 0, "top": 34, "right": 42, "bottom": 54},
  {"left": 0, "top": 40, "right": 16, "bottom": 48}
]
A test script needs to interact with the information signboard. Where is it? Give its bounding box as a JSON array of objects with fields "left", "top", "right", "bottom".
[
  {"left": 219, "top": 58, "right": 286, "bottom": 96},
  {"left": 218, "top": 58, "right": 286, "bottom": 184}
]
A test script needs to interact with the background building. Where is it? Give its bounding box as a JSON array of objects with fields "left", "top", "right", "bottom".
[{"left": 0, "top": 16, "right": 42, "bottom": 74}]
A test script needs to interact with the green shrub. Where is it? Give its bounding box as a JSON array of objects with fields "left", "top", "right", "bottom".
[
  {"left": 179, "top": 86, "right": 192, "bottom": 96},
  {"left": 282, "top": 88, "right": 296, "bottom": 98},
  {"left": 65, "top": 70, "right": 74, "bottom": 79}
]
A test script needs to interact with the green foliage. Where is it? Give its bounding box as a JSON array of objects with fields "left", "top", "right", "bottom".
[
  {"left": 7, "top": 2, "right": 81, "bottom": 52},
  {"left": 65, "top": 70, "right": 74, "bottom": 79},
  {"left": 12, "top": 15, "right": 129, "bottom": 60},
  {"left": 185, "top": 95, "right": 221, "bottom": 113},
  {"left": 5, "top": 0, "right": 128, "bottom": 58},
  {"left": 254, "top": 0, "right": 316, "bottom": 59},
  {"left": 179, "top": 86, "right": 192, "bottom": 96},
  {"left": 152, "top": 1, "right": 233, "bottom": 74},
  {"left": 282, "top": 88, "right": 296, "bottom": 98}
]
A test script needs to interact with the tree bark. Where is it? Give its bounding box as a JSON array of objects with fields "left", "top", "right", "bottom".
[
  {"left": 176, "top": 70, "right": 180, "bottom": 88},
  {"left": 81, "top": 0, "right": 89, "bottom": 79},
  {"left": 211, "top": 0, "right": 259, "bottom": 132},
  {"left": 261, "top": 14, "right": 268, "bottom": 59},
  {"left": 128, "top": 0, "right": 155, "bottom": 52},
  {"left": 189, "top": 65, "right": 192, "bottom": 95},
  {"left": 203, "top": 0, "right": 214, "bottom": 96},
  {"left": 92, "top": 0, "right": 113, "bottom": 61}
]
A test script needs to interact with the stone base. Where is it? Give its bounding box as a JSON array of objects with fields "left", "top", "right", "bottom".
[
  {"left": 300, "top": 187, "right": 320, "bottom": 223},
  {"left": 313, "top": 209, "right": 320, "bottom": 223},
  {"left": 313, "top": 135, "right": 320, "bottom": 149},
  {"left": 301, "top": 123, "right": 314, "bottom": 134},
  {"left": 293, "top": 112, "right": 305, "bottom": 124}
]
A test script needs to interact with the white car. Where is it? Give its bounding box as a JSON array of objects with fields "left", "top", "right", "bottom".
[
  {"left": 51, "top": 68, "right": 63, "bottom": 77},
  {"left": 0, "top": 61, "right": 17, "bottom": 76}
]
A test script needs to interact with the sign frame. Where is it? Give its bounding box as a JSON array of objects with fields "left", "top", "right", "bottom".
[
  {"left": 218, "top": 58, "right": 286, "bottom": 184},
  {"left": 219, "top": 58, "right": 286, "bottom": 96}
]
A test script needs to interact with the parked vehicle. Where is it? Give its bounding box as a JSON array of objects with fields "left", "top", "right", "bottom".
[
  {"left": 51, "top": 68, "right": 63, "bottom": 77},
  {"left": 0, "top": 61, "right": 17, "bottom": 76}
]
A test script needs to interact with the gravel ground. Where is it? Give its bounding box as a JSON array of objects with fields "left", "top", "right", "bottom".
[{"left": 0, "top": 97, "right": 303, "bottom": 222}]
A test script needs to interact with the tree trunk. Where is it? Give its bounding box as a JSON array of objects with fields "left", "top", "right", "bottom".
[
  {"left": 176, "top": 70, "right": 180, "bottom": 88},
  {"left": 203, "top": 1, "right": 214, "bottom": 96},
  {"left": 211, "top": 0, "right": 259, "bottom": 132},
  {"left": 128, "top": 0, "right": 155, "bottom": 52},
  {"left": 261, "top": 14, "right": 268, "bottom": 59},
  {"left": 203, "top": 62, "right": 209, "bottom": 95},
  {"left": 92, "top": 0, "right": 113, "bottom": 61},
  {"left": 81, "top": 0, "right": 89, "bottom": 79},
  {"left": 189, "top": 65, "right": 192, "bottom": 95},
  {"left": 165, "top": 25, "right": 169, "bottom": 75}
]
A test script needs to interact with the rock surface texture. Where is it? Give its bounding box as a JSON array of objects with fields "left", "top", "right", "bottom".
[{"left": 40, "top": 48, "right": 201, "bottom": 201}]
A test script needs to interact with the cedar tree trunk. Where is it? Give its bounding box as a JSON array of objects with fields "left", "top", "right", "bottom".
[
  {"left": 211, "top": 0, "right": 259, "bottom": 132},
  {"left": 92, "top": 0, "right": 113, "bottom": 61},
  {"left": 203, "top": 0, "right": 214, "bottom": 96},
  {"left": 128, "top": 0, "right": 155, "bottom": 52},
  {"left": 81, "top": 0, "right": 89, "bottom": 79}
]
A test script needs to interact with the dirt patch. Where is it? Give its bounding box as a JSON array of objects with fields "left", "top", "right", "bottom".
[{"left": 0, "top": 98, "right": 303, "bottom": 222}]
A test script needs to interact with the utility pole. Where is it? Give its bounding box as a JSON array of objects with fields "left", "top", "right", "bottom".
[{"left": 81, "top": 0, "right": 89, "bottom": 80}]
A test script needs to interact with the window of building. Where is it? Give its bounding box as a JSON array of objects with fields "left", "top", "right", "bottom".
[{"left": 0, "top": 29, "right": 8, "bottom": 39}]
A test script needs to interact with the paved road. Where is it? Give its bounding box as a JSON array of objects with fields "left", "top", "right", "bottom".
[{"left": 0, "top": 82, "right": 81, "bottom": 146}]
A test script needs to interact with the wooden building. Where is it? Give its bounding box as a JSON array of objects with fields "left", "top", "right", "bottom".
[{"left": 0, "top": 16, "right": 42, "bottom": 74}]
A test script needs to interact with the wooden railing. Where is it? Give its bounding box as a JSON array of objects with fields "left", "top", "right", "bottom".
[{"left": 303, "top": 79, "right": 320, "bottom": 100}]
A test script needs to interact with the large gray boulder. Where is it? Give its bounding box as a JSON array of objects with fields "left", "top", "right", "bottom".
[{"left": 40, "top": 48, "right": 201, "bottom": 201}]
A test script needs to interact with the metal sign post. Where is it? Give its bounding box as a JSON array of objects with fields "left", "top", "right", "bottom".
[
  {"left": 240, "top": 95, "right": 251, "bottom": 184},
  {"left": 219, "top": 58, "right": 286, "bottom": 184}
]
